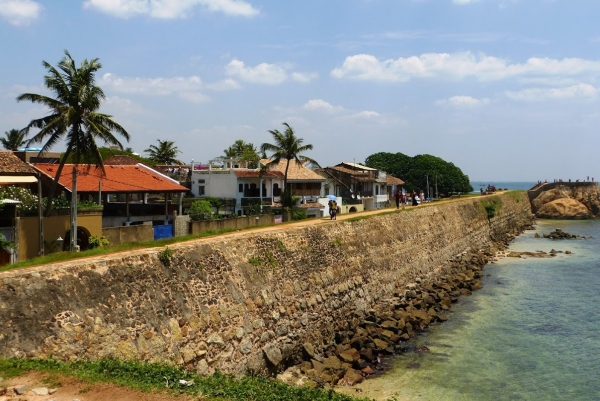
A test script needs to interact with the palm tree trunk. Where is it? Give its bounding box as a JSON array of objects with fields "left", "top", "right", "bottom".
[{"left": 44, "top": 147, "right": 72, "bottom": 217}]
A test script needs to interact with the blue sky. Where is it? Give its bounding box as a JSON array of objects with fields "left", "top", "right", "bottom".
[{"left": 1, "top": 0, "right": 599, "bottom": 181}]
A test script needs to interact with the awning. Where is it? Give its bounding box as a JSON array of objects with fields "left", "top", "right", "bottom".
[{"left": 0, "top": 175, "right": 38, "bottom": 184}]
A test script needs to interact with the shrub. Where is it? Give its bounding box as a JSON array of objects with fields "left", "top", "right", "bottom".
[
  {"left": 291, "top": 208, "right": 307, "bottom": 220},
  {"left": 188, "top": 199, "right": 213, "bottom": 221},
  {"left": 158, "top": 247, "right": 173, "bottom": 267},
  {"left": 88, "top": 235, "right": 109, "bottom": 249}
]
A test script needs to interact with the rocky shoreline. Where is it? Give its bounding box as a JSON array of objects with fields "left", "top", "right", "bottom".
[{"left": 278, "top": 224, "right": 538, "bottom": 390}]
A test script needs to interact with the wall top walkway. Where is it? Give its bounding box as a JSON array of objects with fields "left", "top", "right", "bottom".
[{"left": 527, "top": 181, "right": 598, "bottom": 202}]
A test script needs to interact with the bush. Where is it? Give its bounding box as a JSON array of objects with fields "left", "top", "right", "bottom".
[
  {"left": 88, "top": 235, "right": 109, "bottom": 249},
  {"left": 291, "top": 208, "right": 307, "bottom": 220},
  {"left": 188, "top": 199, "right": 213, "bottom": 221}
]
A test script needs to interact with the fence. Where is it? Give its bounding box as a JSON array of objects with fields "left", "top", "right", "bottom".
[{"left": 190, "top": 215, "right": 275, "bottom": 235}]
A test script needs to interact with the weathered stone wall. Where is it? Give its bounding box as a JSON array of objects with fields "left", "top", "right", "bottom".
[{"left": 0, "top": 193, "right": 532, "bottom": 376}]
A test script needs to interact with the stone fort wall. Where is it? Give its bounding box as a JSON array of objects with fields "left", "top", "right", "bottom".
[{"left": 0, "top": 192, "right": 532, "bottom": 375}]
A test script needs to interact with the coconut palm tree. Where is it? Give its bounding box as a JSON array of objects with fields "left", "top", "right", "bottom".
[
  {"left": 260, "top": 122, "right": 317, "bottom": 207},
  {"left": 144, "top": 139, "right": 183, "bottom": 165},
  {"left": 17, "top": 50, "right": 130, "bottom": 217},
  {"left": 0, "top": 129, "right": 27, "bottom": 151}
]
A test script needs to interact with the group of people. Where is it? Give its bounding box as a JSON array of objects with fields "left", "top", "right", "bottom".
[
  {"left": 327, "top": 199, "right": 340, "bottom": 220},
  {"left": 394, "top": 190, "right": 425, "bottom": 209}
]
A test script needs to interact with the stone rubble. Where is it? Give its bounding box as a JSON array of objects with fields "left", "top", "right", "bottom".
[{"left": 0, "top": 386, "right": 61, "bottom": 401}]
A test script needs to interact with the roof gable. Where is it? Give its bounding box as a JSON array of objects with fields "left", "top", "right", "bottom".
[
  {"left": 0, "top": 151, "right": 37, "bottom": 175},
  {"left": 260, "top": 159, "right": 325, "bottom": 181},
  {"left": 33, "top": 163, "right": 188, "bottom": 193}
]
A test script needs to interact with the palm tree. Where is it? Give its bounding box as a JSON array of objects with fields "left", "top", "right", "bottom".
[
  {"left": 0, "top": 129, "right": 27, "bottom": 151},
  {"left": 260, "top": 122, "right": 317, "bottom": 207},
  {"left": 17, "top": 50, "right": 130, "bottom": 217},
  {"left": 144, "top": 139, "right": 183, "bottom": 165}
]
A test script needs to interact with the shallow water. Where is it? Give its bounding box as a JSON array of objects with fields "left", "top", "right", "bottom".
[{"left": 342, "top": 220, "right": 600, "bottom": 401}]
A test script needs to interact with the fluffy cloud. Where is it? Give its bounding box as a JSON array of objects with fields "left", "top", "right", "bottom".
[
  {"left": 225, "top": 60, "right": 287, "bottom": 85},
  {"left": 206, "top": 78, "right": 241, "bottom": 91},
  {"left": 0, "top": 0, "right": 42, "bottom": 26},
  {"left": 100, "top": 73, "right": 209, "bottom": 103},
  {"left": 436, "top": 95, "right": 490, "bottom": 107},
  {"left": 505, "top": 84, "right": 598, "bottom": 102},
  {"left": 331, "top": 52, "right": 600, "bottom": 82},
  {"left": 302, "top": 99, "right": 344, "bottom": 113},
  {"left": 291, "top": 72, "right": 319, "bottom": 83},
  {"left": 83, "top": 0, "right": 259, "bottom": 19}
]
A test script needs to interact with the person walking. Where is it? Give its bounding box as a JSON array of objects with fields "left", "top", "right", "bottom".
[
  {"left": 331, "top": 200, "right": 337, "bottom": 220},
  {"left": 394, "top": 190, "right": 401, "bottom": 209},
  {"left": 400, "top": 190, "right": 406, "bottom": 209},
  {"left": 412, "top": 190, "right": 418, "bottom": 206}
]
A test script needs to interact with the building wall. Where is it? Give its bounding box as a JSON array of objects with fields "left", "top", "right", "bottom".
[
  {"left": 191, "top": 171, "right": 237, "bottom": 198},
  {"left": 102, "top": 224, "right": 154, "bottom": 246},
  {"left": 0, "top": 193, "right": 532, "bottom": 377}
]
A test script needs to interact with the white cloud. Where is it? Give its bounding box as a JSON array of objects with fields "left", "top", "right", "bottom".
[
  {"left": 351, "top": 110, "right": 381, "bottom": 118},
  {"left": 0, "top": 0, "right": 42, "bottom": 26},
  {"left": 505, "top": 84, "right": 598, "bottom": 102},
  {"left": 100, "top": 73, "right": 210, "bottom": 103},
  {"left": 331, "top": 52, "right": 600, "bottom": 82},
  {"left": 225, "top": 59, "right": 287, "bottom": 85},
  {"left": 302, "top": 99, "right": 344, "bottom": 113},
  {"left": 291, "top": 72, "right": 318, "bottom": 83},
  {"left": 102, "top": 96, "right": 144, "bottom": 114},
  {"left": 436, "top": 95, "right": 490, "bottom": 107},
  {"left": 206, "top": 78, "right": 241, "bottom": 91},
  {"left": 83, "top": 0, "right": 259, "bottom": 19}
]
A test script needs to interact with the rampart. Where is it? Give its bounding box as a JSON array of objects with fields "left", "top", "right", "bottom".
[{"left": 0, "top": 192, "right": 532, "bottom": 376}]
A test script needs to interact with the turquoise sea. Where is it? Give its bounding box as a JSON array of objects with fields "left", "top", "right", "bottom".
[
  {"left": 470, "top": 181, "right": 537, "bottom": 191},
  {"left": 341, "top": 219, "right": 600, "bottom": 401}
]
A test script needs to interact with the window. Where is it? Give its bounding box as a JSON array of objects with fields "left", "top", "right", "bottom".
[
  {"left": 198, "top": 179, "right": 206, "bottom": 184},
  {"left": 239, "top": 184, "right": 243, "bottom": 193},
  {"left": 198, "top": 186, "right": 205, "bottom": 196},
  {"left": 273, "top": 183, "right": 281, "bottom": 196}
]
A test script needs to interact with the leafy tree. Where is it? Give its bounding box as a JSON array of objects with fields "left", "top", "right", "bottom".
[
  {"left": 63, "top": 146, "right": 156, "bottom": 166},
  {"left": 260, "top": 123, "right": 317, "bottom": 207},
  {"left": 17, "top": 50, "right": 130, "bottom": 216},
  {"left": 223, "top": 140, "right": 260, "bottom": 168},
  {"left": 365, "top": 152, "right": 473, "bottom": 196},
  {"left": 203, "top": 196, "right": 226, "bottom": 216},
  {"left": 0, "top": 186, "right": 38, "bottom": 211},
  {"left": 188, "top": 199, "right": 213, "bottom": 221},
  {"left": 145, "top": 139, "right": 183, "bottom": 165},
  {"left": 0, "top": 129, "right": 27, "bottom": 151}
]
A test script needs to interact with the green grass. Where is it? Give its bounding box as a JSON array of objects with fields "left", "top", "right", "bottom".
[
  {"left": 1, "top": 229, "right": 240, "bottom": 273},
  {"left": 0, "top": 358, "right": 371, "bottom": 401}
]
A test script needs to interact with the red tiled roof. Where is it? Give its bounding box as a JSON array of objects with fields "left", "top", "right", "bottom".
[
  {"left": 33, "top": 163, "right": 188, "bottom": 193},
  {"left": 234, "top": 170, "right": 283, "bottom": 179}
]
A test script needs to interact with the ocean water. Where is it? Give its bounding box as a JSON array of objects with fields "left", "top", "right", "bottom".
[
  {"left": 471, "top": 181, "right": 537, "bottom": 191},
  {"left": 342, "top": 219, "right": 600, "bottom": 401}
]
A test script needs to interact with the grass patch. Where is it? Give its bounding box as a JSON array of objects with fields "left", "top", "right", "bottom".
[
  {"left": 248, "top": 257, "right": 261, "bottom": 267},
  {"left": 158, "top": 247, "right": 173, "bottom": 267},
  {"left": 0, "top": 358, "right": 370, "bottom": 401},
  {"left": 0, "top": 229, "right": 239, "bottom": 273},
  {"left": 275, "top": 239, "right": 286, "bottom": 253}
]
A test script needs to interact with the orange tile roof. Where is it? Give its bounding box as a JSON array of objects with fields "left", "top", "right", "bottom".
[
  {"left": 260, "top": 159, "right": 325, "bottom": 181},
  {"left": 33, "top": 163, "right": 188, "bottom": 193}
]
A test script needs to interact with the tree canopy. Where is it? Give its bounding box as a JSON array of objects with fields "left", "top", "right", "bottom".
[
  {"left": 145, "top": 139, "right": 183, "bottom": 165},
  {"left": 365, "top": 152, "right": 473, "bottom": 195},
  {"left": 17, "top": 50, "right": 130, "bottom": 216},
  {"left": 1, "top": 129, "right": 27, "bottom": 151},
  {"left": 261, "top": 122, "right": 317, "bottom": 207}
]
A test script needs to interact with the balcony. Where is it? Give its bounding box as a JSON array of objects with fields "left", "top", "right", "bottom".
[{"left": 241, "top": 197, "right": 273, "bottom": 206}]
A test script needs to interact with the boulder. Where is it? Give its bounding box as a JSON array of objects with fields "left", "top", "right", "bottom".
[
  {"left": 338, "top": 348, "right": 360, "bottom": 363},
  {"left": 339, "top": 368, "right": 364, "bottom": 386},
  {"left": 263, "top": 344, "right": 283, "bottom": 366},
  {"left": 536, "top": 198, "right": 590, "bottom": 219},
  {"left": 532, "top": 188, "right": 570, "bottom": 212}
]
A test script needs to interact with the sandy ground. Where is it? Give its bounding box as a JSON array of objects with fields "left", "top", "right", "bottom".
[{"left": 1, "top": 371, "right": 198, "bottom": 401}]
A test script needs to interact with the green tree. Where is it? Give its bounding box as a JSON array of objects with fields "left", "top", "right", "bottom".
[
  {"left": 260, "top": 122, "right": 317, "bottom": 207},
  {"left": 0, "top": 129, "right": 27, "bottom": 151},
  {"left": 223, "top": 140, "right": 260, "bottom": 167},
  {"left": 365, "top": 152, "right": 473, "bottom": 196},
  {"left": 144, "top": 139, "right": 183, "bottom": 165},
  {"left": 17, "top": 50, "right": 130, "bottom": 216},
  {"left": 188, "top": 199, "right": 213, "bottom": 221}
]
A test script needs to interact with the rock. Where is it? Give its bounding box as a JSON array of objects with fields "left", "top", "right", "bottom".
[
  {"left": 566, "top": 250, "right": 572, "bottom": 254},
  {"left": 339, "top": 368, "right": 363, "bottom": 386},
  {"left": 536, "top": 198, "right": 591, "bottom": 219},
  {"left": 14, "top": 385, "right": 27, "bottom": 395},
  {"left": 263, "top": 344, "right": 283, "bottom": 366},
  {"left": 322, "top": 356, "right": 342, "bottom": 370},
  {"left": 338, "top": 348, "right": 360, "bottom": 363},
  {"left": 373, "top": 338, "right": 389, "bottom": 350},
  {"left": 302, "top": 342, "right": 315, "bottom": 358},
  {"left": 207, "top": 333, "right": 224, "bottom": 345},
  {"left": 197, "top": 359, "right": 209, "bottom": 376},
  {"left": 361, "top": 366, "right": 374, "bottom": 375},
  {"left": 239, "top": 337, "right": 253, "bottom": 354},
  {"left": 31, "top": 387, "right": 49, "bottom": 396},
  {"left": 534, "top": 233, "right": 541, "bottom": 238}
]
